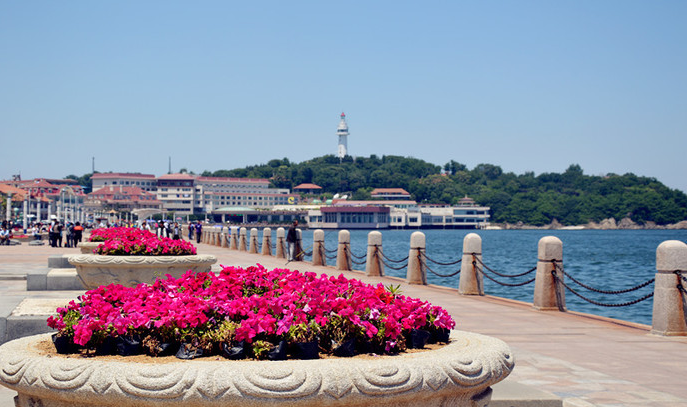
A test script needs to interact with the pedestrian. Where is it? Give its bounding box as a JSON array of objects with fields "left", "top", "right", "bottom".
[
  {"left": 194, "top": 221, "right": 202, "bottom": 244},
  {"left": 173, "top": 222, "right": 180, "bottom": 240},
  {"left": 188, "top": 222, "right": 194, "bottom": 241},
  {"left": 286, "top": 220, "right": 299, "bottom": 261},
  {"left": 73, "top": 222, "right": 84, "bottom": 246},
  {"left": 66, "top": 222, "right": 74, "bottom": 248},
  {"left": 48, "top": 217, "right": 58, "bottom": 247},
  {"left": 0, "top": 225, "right": 10, "bottom": 246}
]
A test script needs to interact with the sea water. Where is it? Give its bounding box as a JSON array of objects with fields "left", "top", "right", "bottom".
[{"left": 297, "top": 229, "right": 687, "bottom": 326}]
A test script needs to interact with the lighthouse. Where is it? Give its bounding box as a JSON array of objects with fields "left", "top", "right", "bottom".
[{"left": 337, "top": 112, "right": 349, "bottom": 160}]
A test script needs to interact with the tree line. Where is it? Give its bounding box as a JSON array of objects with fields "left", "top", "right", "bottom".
[{"left": 66, "top": 155, "right": 687, "bottom": 226}]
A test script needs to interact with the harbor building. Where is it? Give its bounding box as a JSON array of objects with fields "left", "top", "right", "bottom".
[{"left": 91, "top": 173, "right": 157, "bottom": 192}]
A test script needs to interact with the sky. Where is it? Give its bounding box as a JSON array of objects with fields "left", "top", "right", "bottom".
[{"left": 1, "top": 1, "right": 686, "bottom": 192}]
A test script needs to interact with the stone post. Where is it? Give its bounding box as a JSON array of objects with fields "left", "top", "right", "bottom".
[
  {"left": 459, "top": 233, "right": 483, "bottom": 295},
  {"left": 238, "top": 227, "right": 247, "bottom": 251},
  {"left": 533, "top": 236, "right": 566, "bottom": 311},
  {"left": 261, "top": 228, "right": 272, "bottom": 256},
  {"left": 230, "top": 227, "right": 238, "bottom": 250},
  {"left": 365, "top": 231, "right": 384, "bottom": 277},
  {"left": 336, "top": 230, "right": 351, "bottom": 271},
  {"left": 652, "top": 240, "right": 687, "bottom": 336},
  {"left": 220, "top": 227, "right": 228, "bottom": 248},
  {"left": 249, "top": 228, "right": 259, "bottom": 254},
  {"left": 407, "top": 231, "right": 426, "bottom": 285},
  {"left": 23, "top": 199, "right": 28, "bottom": 230},
  {"left": 5, "top": 195, "right": 11, "bottom": 222},
  {"left": 312, "top": 229, "right": 325, "bottom": 266},
  {"left": 296, "top": 229, "right": 304, "bottom": 261},
  {"left": 276, "top": 227, "right": 286, "bottom": 259}
]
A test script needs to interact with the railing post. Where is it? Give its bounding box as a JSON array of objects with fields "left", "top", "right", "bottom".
[
  {"left": 214, "top": 229, "right": 220, "bottom": 246},
  {"left": 312, "top": 229, "right": 325, "bottom": 266},
  {"left": 229, "top": 226, "right": 238, "bottom": 250},
  {"left": 336, "top": 230, "right": 351, "bottom": 271},
  {"left": 276, "top": 227, "right": 286, "bottom": 259},
  {"left": 407, "top": 231, "right": 426, "bottom": 285},
  {"left": 652, "top": 240, "right": 687, "bottom": 336},
  {"left": 238, "top": 227, "right": 247, "bottom": 251},
  {"left": 249, "top": 228, "right": 259, "bottom": 254},
  {"left": 366, "top": 231, "right": 384, "bottom": 277},
  {"left": 261, "top": 228, "right": 272, "bottom": 256},
  {"left": 533, "top": 236, "right": 566, "bottom": 311},
  {"left": 296, "top": 228, "right": 304, "bottom": 261},
  {"left": 220, "top": 227, "right": 228, "bottom": 248},
  {"left": 459, "top": 233, "right": 483, "bottom": 295}
]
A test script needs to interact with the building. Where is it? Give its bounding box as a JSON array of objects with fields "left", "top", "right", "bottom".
[
  {"left": 370, "top": 188, "right": 412, "bottom": 200},
  {"left": 307, "top": 195, "right": 489, "bottom": 229},
  {"left": 337, "top": 112, "right": 349, "bottom": 159},
  {"left": 1, "top": 178, "right": 86, "bottom": 224},
  {"left": 85, "top": 186, "right": 162, "bottom": 214},
  {"left": 91, "top": 173, "right": 157, "bottom": 192},
  {"left": 293, "top": 183, "right": 323, "bottom": 195}
]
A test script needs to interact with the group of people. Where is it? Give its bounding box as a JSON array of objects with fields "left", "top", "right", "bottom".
[{"left": 47, "top": 216, "right": 84, "bottom": 248}]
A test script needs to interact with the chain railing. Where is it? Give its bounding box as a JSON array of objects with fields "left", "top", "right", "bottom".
[
  {"left": 419, "top": 252, "right": 461, "bottom": 278},
  {"left": 471, "top": 256, "right": 536, "bottom": 287},
  {"left": 551, "top": 261, "right": 655, "bottom": 308},
  {"left": 676, "top": 270, "right": 687, "bottom": 296},
  {"left": 376, "top": 246, "right": 409, "bottom": 271}
]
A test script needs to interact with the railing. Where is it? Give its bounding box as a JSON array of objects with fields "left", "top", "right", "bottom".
[{"left": 206, "top": 227, "right": 687, "bottom": 336}]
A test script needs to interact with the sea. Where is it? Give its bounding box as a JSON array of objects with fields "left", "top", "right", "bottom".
[{"left": 294, "top": 229, "right": 687, "bottom": 326}]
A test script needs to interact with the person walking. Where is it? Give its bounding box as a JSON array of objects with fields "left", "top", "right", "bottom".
[
  {"left": 73, "top": 222, "right": 84, "bottom": 246},
  {"left": 188, "top": 222, "right": 194, "bottom": 241},
  {"left": 286, "top": 220, "right": 299, "bottom": 261},
  {"left": 194, "top": 221, "right": 202, "bottom": 244}
]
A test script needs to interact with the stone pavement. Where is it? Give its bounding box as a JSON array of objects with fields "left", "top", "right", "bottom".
[{"left": 1, "top": 241, "right": 686, "bottom": 407}]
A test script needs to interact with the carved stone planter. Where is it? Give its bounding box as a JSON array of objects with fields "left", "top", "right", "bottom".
[
  {"left": 76, "top": 241, "right": 100, "bottom": 254},
  {"left": 68, "top": 254, "right": 217, "bottom": 289},
  {"left": 0, "top": 331, "right": 513, "bottom": 407}
]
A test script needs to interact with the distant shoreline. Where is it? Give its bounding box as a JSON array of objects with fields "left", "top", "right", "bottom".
[{"left": 488, "top": 217, "right": 687, "bottom": 231}]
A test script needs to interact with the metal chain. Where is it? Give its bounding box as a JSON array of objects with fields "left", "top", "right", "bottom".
[
  {"left": 475, "top": 260, "right": 536, "bottom": 286},
  {"left": 675, "top": 270, "right": 687, "bottom": 284},
  {"left": 474, "top": 256, "right": 537, "bottom": 278},
  {"left": 324, "top": 247, "right": 338, "bottom": 254},
  {"left": 421, "top": 252, "right": 462, "bottom": 266},
  {"left": 420, "top": 257, "right": 460, "bottom": 278},
  {"left": 346, "top": 245, "right": 367, "bottom": 260},
  {"left": 379, "top": 255, "right": 409, "bottom": 271},
  {"left": 552, "top": 270, "right": 654, "bottom": 307},
  {"left": 378, "top": 248, "right": 409, "bottom": 264},
  {"left": 553, "top": 263, "right": 655, "bottom": 295}
]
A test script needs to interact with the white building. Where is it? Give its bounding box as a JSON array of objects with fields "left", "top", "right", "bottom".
[{"left": 91, "top": 173, "right": 157, "bottom": 192}]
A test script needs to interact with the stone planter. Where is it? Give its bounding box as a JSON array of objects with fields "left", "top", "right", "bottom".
[
  {"left": 0, "top": 331, "right": 513, "bottom": 407},
  {"left": 76, "top": 241, "right": 101, "bottom": 254},
  {"left": 68, "top": 254, "right": 217, "bottom": 289}
]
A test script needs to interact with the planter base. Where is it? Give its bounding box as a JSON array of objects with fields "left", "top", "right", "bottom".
[
  {"left": 68, "top": 254, "right": 217, "bottom": 288},
  {"left": 0, "top": 331, "right": 513, "bottom": 407}
]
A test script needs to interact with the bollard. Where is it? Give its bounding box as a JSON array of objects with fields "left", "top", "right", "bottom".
[
  {"left": 238, "top": 227, "right": 247, "bottom": 251},
  {"left": 215, "top": 229, "right": 222, "bottom": 247},
  {"left": 336, "top": 230, "right": 351, "bottom": 271},
  {"left": 276, "top": 228, "right": 286, "bottom": 259},
  {"left": 652, "top": 240, "right": 687, "bottom": 336},
  {"left": 296, "top": 229, "right": 304, "bottom": 261},
  {"left": 261, "top": 228, "right": 272, "bottom": 256},
  {"left": 220, "top": 227, "right": 228, "bottom": 248},
  {"left": 213, "top": 229, "right": 220, "bottom": 246},
  {"left": 312, "top": 230, "right": 325, "bottom": 266},
  {"left": 230, "top": 227, "right": 238, "bottom": 250},
  {"left": 407, "top": 232, "right": 426, "bottom": 285},
  {"left": 249, "top": 228, "right": 259, "bottom": 254},
  {"left": 533, "top": 236, "right": 566, "bottom": 311},
  {"left": 459, "top": 233, "right": 483, "bottom": 295},
  {"left": 366, "top": 231, "right": 384, "bottom": 277}
]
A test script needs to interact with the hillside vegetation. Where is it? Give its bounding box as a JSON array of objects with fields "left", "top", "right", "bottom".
[{"left": 203, "top": 155, "right": 687, "bottom": 226}]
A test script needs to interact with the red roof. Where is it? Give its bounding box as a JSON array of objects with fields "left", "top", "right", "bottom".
[
  {"left": 370, "top": 188, "right": 410, "bottom": 195},
  {"left": 91, "top": 173, "right": 156, "bottom": 179},
  {"left": 294, "top": 183, "right": 322, "bottom": 190}
]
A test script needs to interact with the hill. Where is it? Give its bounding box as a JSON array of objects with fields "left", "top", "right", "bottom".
[{"left": 202, "top": 155, "right": 687, "bottom": 227}]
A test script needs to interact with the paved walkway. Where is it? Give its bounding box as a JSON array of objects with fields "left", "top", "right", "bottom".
[{"left": 1, "top": 241, "right": 686, "bottom": 407}]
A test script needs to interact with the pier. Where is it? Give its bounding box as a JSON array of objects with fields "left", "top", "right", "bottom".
[{"left": 1, "top": 236, "right": 686, "bottom": 406}]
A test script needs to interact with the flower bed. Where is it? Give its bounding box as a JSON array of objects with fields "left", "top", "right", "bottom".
[
  {"left": 88, "top": 227, "right": 196, "bottom": 256},
  {"left": 48, "top": 265, "right": 455, "bottom": 360}
]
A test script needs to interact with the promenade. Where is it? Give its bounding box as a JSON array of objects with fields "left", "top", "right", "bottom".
[{"left": 1, "top": 241, "right": 686, "bottom": 406}]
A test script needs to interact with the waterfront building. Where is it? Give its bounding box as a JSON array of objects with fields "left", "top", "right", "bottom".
[
  {"left": 1, "top": 178, "right": 86, "bottom": 224},
  {"left": 337, "top": 112, "right": 349, "bottom": 159},
  {"left": 308, "top": 205, "right": 390, "bottom": 229},
  {"left": 91, "top": 173, "right": 157, "bottom": 192}
]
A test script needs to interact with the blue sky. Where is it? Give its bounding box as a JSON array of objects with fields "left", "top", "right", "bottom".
[{"left": 1, "top": 1, "right": 686, "bottom": 193}]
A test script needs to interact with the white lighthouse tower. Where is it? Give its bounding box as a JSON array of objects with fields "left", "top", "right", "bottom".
[{"left": 337, "top": 112, "right": 349, "bottom": 160}]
